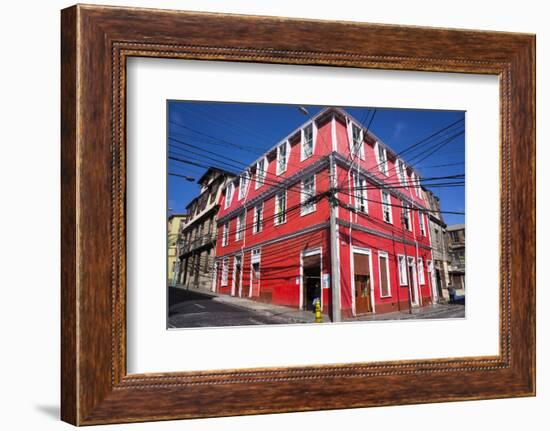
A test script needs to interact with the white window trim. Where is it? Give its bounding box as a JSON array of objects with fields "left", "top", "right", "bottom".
[
  {"left": 418, "top": 257, "right": 426, "bottom": 285},
  {"left": 381, "top": 190, "right": 393, "bottom": 224},
  {"left": 221, "top": 257, "right": 229, "bottom": 286},
  {"left": 255, "top": 157, "right": 267, "bottom": 190},
  {"left": 300, "top": 175, "right": 316, "bottom": 216},
  {"left": 224, "top": 182, "right": 234, "bottom": 209},
  {"left": 235, "top": 212, "right": 245, "bottom": 241},
  {"left": 378, "top": 251, "right": 392, "bottom": 298},
  {"left": 222, "top": 222, "right": 229, "bottom": 247},
  {"left": 347, "top": 121, "right": 365, "bottom": 160},
  {"left": 300, "top": 122, "right": 317, "bottom": 161},
  {"left": 412, "top": 173, "right": 422, "bottom": 198},
  {"left": 252, "top": 203, "right": 263, "bottom": 234},
  {"left": 274, "top": 190, "right": 287, "bottom": 225},
  {"left": 276, "top": 141, "right": 290, "bottom": 175},
  {"left": 397, "top": 254, "right": 408, "bottom": 286},
  {"left": 353, "top": 173, "right": 368, "bottom": 213},
  {"left": 238, "top": 172, "right": 250, "bottom": 201},
  {"left": 375, "top": 142, "right": 389, "bottom": 175}
]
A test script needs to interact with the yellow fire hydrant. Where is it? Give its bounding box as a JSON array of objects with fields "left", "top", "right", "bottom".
[{"left": 314, "top": 299, "right": 322, "bottom": 323}]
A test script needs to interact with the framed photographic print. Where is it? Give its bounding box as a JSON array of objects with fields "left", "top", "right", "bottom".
[{"left": 61, "top": 4, "right": 535, "bottom": 425}]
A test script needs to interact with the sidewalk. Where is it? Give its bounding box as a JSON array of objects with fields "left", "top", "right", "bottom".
[
  {"left": 173, "top": 285, "right": 330, "bottom": 324},
  {"left": 344, "top": 302, "right": 465, "bottom": 322}
]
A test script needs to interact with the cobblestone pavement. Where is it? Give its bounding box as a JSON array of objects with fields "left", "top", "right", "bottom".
[{"left": 168, "top": 286, "right": 465, "bottom": 328}]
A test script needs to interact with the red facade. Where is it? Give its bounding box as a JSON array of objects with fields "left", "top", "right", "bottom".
[{"left": 213, "top": 108, "right": 436, "bottom": 319}]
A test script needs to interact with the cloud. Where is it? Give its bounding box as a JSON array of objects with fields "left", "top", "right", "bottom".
[{"left": 392, "top": 122, "right": 406, "bottom": 140}]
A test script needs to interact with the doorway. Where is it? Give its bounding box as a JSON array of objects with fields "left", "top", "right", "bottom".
[
  {"left": 353, "top": 251, "right": 373, "bottom": 314},
  {"left": 233, "top": 254, "right": 242, "bottom": 297},
  {"left": 407, "top": 257, "right": 419, "bottom": 307},
  {"left": 302, "top": 250, "right": 321, "bottom": 311}
]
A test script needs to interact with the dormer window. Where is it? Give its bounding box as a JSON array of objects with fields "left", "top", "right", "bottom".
[
  {"left": 255, "top": 158, "right": 266, "bottom": 189},
  {"left": 376, "top": 142, "right": 388, "bottom": 175},
  {"left": 276, "top": 141, "right": 289, "bottom": 175},
  {"left": 397, "top": 160, "right": 407, "bottom": 186},
  {"left": 224, "top": 182, "right": 234, "bottom": 209},
  {"left": 301, "top": 123, "right": 315, "bottom": 161},
  {"left": 349, "top": 122, "right": 364, "bottom": 160},
  {"left": 238, "top": 171, "right": 249, "bottom": 200}
]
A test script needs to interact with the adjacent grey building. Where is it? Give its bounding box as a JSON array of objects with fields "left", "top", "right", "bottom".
[
  {"left": 177, "top": 168, "right": 236, "bottom": 291},
  {"left": 424, "top": 188, "right": 451, "bottom": 302},
  {"left": 447, "top": 223, "right": 466, "bottom": 296}
]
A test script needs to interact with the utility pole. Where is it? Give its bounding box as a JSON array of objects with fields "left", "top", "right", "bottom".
[
  {"left": 401, "top": 212, "right": 413, "bottom": 314},
  {"left": 329, "top": 153, "right": 341, "bottom": 322}
]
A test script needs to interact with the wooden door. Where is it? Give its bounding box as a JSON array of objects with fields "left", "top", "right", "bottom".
[
  {"left": 251, "top": 262, "right": 260, "bottom": 297},
  {"left": 234, "top": 256, "right": 242, "bottom": 296},
  {"left": 354, "top": 253, "right": 372, "bottom": 314},
  {"left": 407, "top": 263, "right": 418, "bottom": 306}
]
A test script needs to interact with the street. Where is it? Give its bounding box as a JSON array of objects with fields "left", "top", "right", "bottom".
[
  {"left": 168, "top": 288, "right": 296, "bottom": 328},
  {"left": 168, "top": 287, "right": 465, "bottom": 328}
]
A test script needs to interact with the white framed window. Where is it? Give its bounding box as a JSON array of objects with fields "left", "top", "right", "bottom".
[
  {"left": 353, "top": 173, "right": 368, "bottom": 213},
  {"left": 378, "top": 251, "right": 391, "bottom": 298},
  {"left": 274, "top": 190, "right": 287, "bottom": 225},
  {"left": 301, "top": 175, "right": 316, "bottom": 215},
  {"left": 235, "top": 212, "right": 245, "bottom": 241},
  {"left": 276, "top": 141, "right": 289, "bottom": 175},
  {"left": 381, "top": 191, "right": 392, "bottom": 223},
  {"left": 418, "top": 257, "right": 426, "bottom": 285},
  {"left": 402, "top": 202, "right": 412, "bottom": 231},
  {"left": 419, "top": 212, "right": 426, "bottom": 236},
  {"left": 238, "top": 172, "right": 249, "bottom": 200},
  {"left": 375, "top": 142, "right": 388, "bottom": 175},
  {"left": 224, "top": 182, "right": 234, "bottom": 209},
  {"left": 398, "top": 255, "right": 408, "bottom": 286},
  {"left": 397, "top": 160, "right": 407, "bottom": 187},
  {"left": 348, "top": 122, "right": 364, "bottom": 160},
  {"left": 255, "top": 157, "right": 266, "bottom": 189},
  {"left": 221, "top": 257, "right": 229, "bottom": 286},
  {"left": 301, "top": 123, "right": 315, "bottom": 161},
  {"left": 222, "top": 222, "right": 229, "bottom": 247},
  {"left": 253, "top": 203, "right": 263, "bottom": 234}
]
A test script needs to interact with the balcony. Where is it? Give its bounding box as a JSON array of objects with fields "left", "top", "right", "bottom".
[{"left": 177, "top": 232, "right": 216, "bottom": 256}]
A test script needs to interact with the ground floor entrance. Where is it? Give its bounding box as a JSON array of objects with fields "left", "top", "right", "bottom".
[
  {"left": 353, "top": 250, "right": 373, "bottom": 315},
  {"left": 302, "top": 250, "right": 321, "bottom": 311}
]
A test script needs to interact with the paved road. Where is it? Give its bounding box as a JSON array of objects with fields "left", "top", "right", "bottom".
[{"left": 168, "top": 288, "right": 287, "bottom": 328}]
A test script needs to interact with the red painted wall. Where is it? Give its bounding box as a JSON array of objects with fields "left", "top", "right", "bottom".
[{"left": 214, "top": 108, "right": 435, "bottom": 317}]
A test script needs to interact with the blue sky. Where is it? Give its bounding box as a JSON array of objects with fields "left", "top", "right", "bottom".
[{"left": 167, "top": 102, "right": 465, "bottom": 226}]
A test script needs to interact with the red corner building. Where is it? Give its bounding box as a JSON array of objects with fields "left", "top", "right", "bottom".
[{"left": 213, "top": 107, "right": 437, "bottom": 320}]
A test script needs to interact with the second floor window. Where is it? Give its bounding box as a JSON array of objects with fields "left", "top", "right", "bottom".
[
  {"left": 276, "top": 142, "right": 289, "bottom": 175},
  {"left": 301, "top": 124, "right": 314, "bottom": 160},
  {"left": 238, "top": 172, "right": 249, "bottom": 200},
  {"left": 255, "top": 158, "right": 266, "bottom": 189},
  {"left": 402, "top": 202, "right": 411, "bottom": 231},
  {"left": 274, "top": 191, "right": 287, "bottom": 225},
  {"left": 253, "top": 203, "right": 263, "bottom": 234},
  {"left": 235, "top": 212, "right": 245, "bottom": 241},
  {"left": 224, "top": 182, "right": 234, "bottom": 209},
  {"left": 382, "top": 191, "right": 392, "bottom": 223},
  {"left": 222, "top": 222, "right": 229, "bottom": 246},
  {"left": 353, "top": 173, "right": 368, "bottom": 213},
  {"left": 301, "top": 175, "right": 316, "bottom": 215}
]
